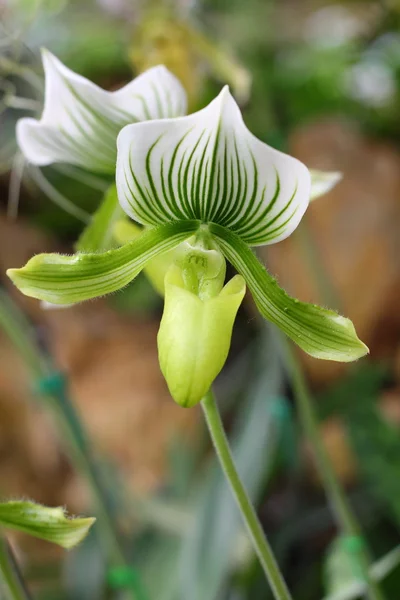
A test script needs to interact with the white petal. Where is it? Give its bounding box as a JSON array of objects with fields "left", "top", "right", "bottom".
[
  {"left": 17, "top": 49, "right": 187, "bottom": 174},
  {"left": 310, "top": 169, "right": 343, "bottom": 201},
  {"left": 116, "top": 87, "right": 310, "bottom": 246}
]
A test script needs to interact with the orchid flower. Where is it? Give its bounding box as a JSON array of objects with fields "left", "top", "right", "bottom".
[
  {"left": 7, "top": 60, "right": 367, "bottom": 596},
  {"left": 8, "top": 86, "right": 367, "bottom": 382},
  {"left": 15, "top": 51, "right": 339, "bottom": 258},
  {"left": 15, "top": 49, "right": 188, "bottom": 254},
  {"left": 17, "top": 49, "right": 187, "bottom": 174}
]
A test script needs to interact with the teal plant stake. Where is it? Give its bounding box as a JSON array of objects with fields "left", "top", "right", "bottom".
[{"left": 9, "top": 70, "right": 369, "bottom": 599}]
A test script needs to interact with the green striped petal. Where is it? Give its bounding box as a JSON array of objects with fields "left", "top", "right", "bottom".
[
  {"left": 7, "top": 221, "right": 198, "bottom": 304},
  {"left": 310, "top": 169, "right": 342, "bottom": 201},
  {"left": 75, "top": 184, "right": 124, "bottom": 252},
  {"left": 210, "top": 223, "right": 368, "bottom": 362},
  {"left": 116, "top": 86, "right": 311, "bottom": 246},
  {"left": 17, "top": 49, "right": 187, "bottom": 174}
]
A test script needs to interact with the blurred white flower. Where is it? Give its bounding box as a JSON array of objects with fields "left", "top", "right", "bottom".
[
  {"left": 304, "top": 6, "right": 365, "bottom": 48},
  {"left": 344, "top": 62, "right": 396, "bottom": 107}
]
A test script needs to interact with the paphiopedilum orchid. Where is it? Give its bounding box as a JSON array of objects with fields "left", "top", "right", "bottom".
[
  {"left": 16, "top": 49, "right": 188, "bottom": 255},
  {"left": 8, "top": 85, "right": 367, "bottom": 408},
  {"left": 16, "top": 50, "right": 341, "bottom": 255},
  {"left": 17, "top": 49, "right": 187, "bottom": 174},
  {"left": 7, "top": 52, "right": 372, "bottom": 600}
]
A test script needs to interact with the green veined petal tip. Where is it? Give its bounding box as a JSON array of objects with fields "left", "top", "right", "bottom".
[
  {"left": 7, "top": 267, "right": 27, "bottom": 292},
  {"left": 209, "top": 223, "right": 369, "bottom": 363}
]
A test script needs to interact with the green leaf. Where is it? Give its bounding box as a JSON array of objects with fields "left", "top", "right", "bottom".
[
  {"left": 0, "top": 501, "right": 95, "bottom": 549},
  {"left": 209, "top": 223, "right": 368, "bottom": 362},
  {"left": 75, "top": 184, "right": 125, "bottom": 253},
  {"left": 7, "top": 220, "right": 199, "bottom": 304}
]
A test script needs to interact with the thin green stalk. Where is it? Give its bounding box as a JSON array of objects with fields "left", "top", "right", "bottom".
[
  {"left": 294, "top": 220, "right": 340, "bottom": 310},
  {"left": 280, "top": 336, "right": 386, "bottom": 600},
  {"left": 0, "top": 534, "right": 32, "bottom": 600},
  {"left": 0, "top": 291, "right": 44, "bottom": 377},
  {"left": 201, "top": 389, "right": 292, "bottom": 600},
  {"left": 47, "top": 382, "right": 127, "bottom": 569},
  {"left": 0, "top": 292, "right": 140, "bottom": 600}
]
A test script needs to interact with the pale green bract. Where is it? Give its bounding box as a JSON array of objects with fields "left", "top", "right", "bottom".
[
  {"left": 0, "top": 501, "right": 95, "bottom": 549},
  {"left": 8, "top": 85, "right": 367, "bottom": 365},
  {"left": 16, "top": 49, "right": 187, "bottom": 174}
]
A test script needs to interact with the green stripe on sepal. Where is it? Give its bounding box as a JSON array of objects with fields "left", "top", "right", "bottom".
[
  {"left": 8, "top": 220, "right": 199, "bottom": 305},
  {"left": 209, "top": 223, "right": 368, "bottom": 362},
  {"left": 75, "top": 184, "right": 125, "bottom": 253},
  {"left": 0, "top": 501, "right": 95, "bottom": 549}
]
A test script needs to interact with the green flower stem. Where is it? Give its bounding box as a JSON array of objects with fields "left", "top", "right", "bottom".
[
  {"left": 0, "top": 534, "right": 32, "bottom": 600},
  {"left": 280, "top": 337, "right": 386, "bottom": 600},
  {"left": 0, "top": 292, "right": 138, "bottom": 600},
  {"left": 201, "top": 389, "right": 292, "bottom": 600},
  {"left": 0, "top": 292, "right": 44, "bottom": 378}
]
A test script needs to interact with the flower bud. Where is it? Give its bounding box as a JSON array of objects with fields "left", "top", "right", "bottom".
[{"left": 158, "top": 262, "right": 246, "bottom": 408}]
